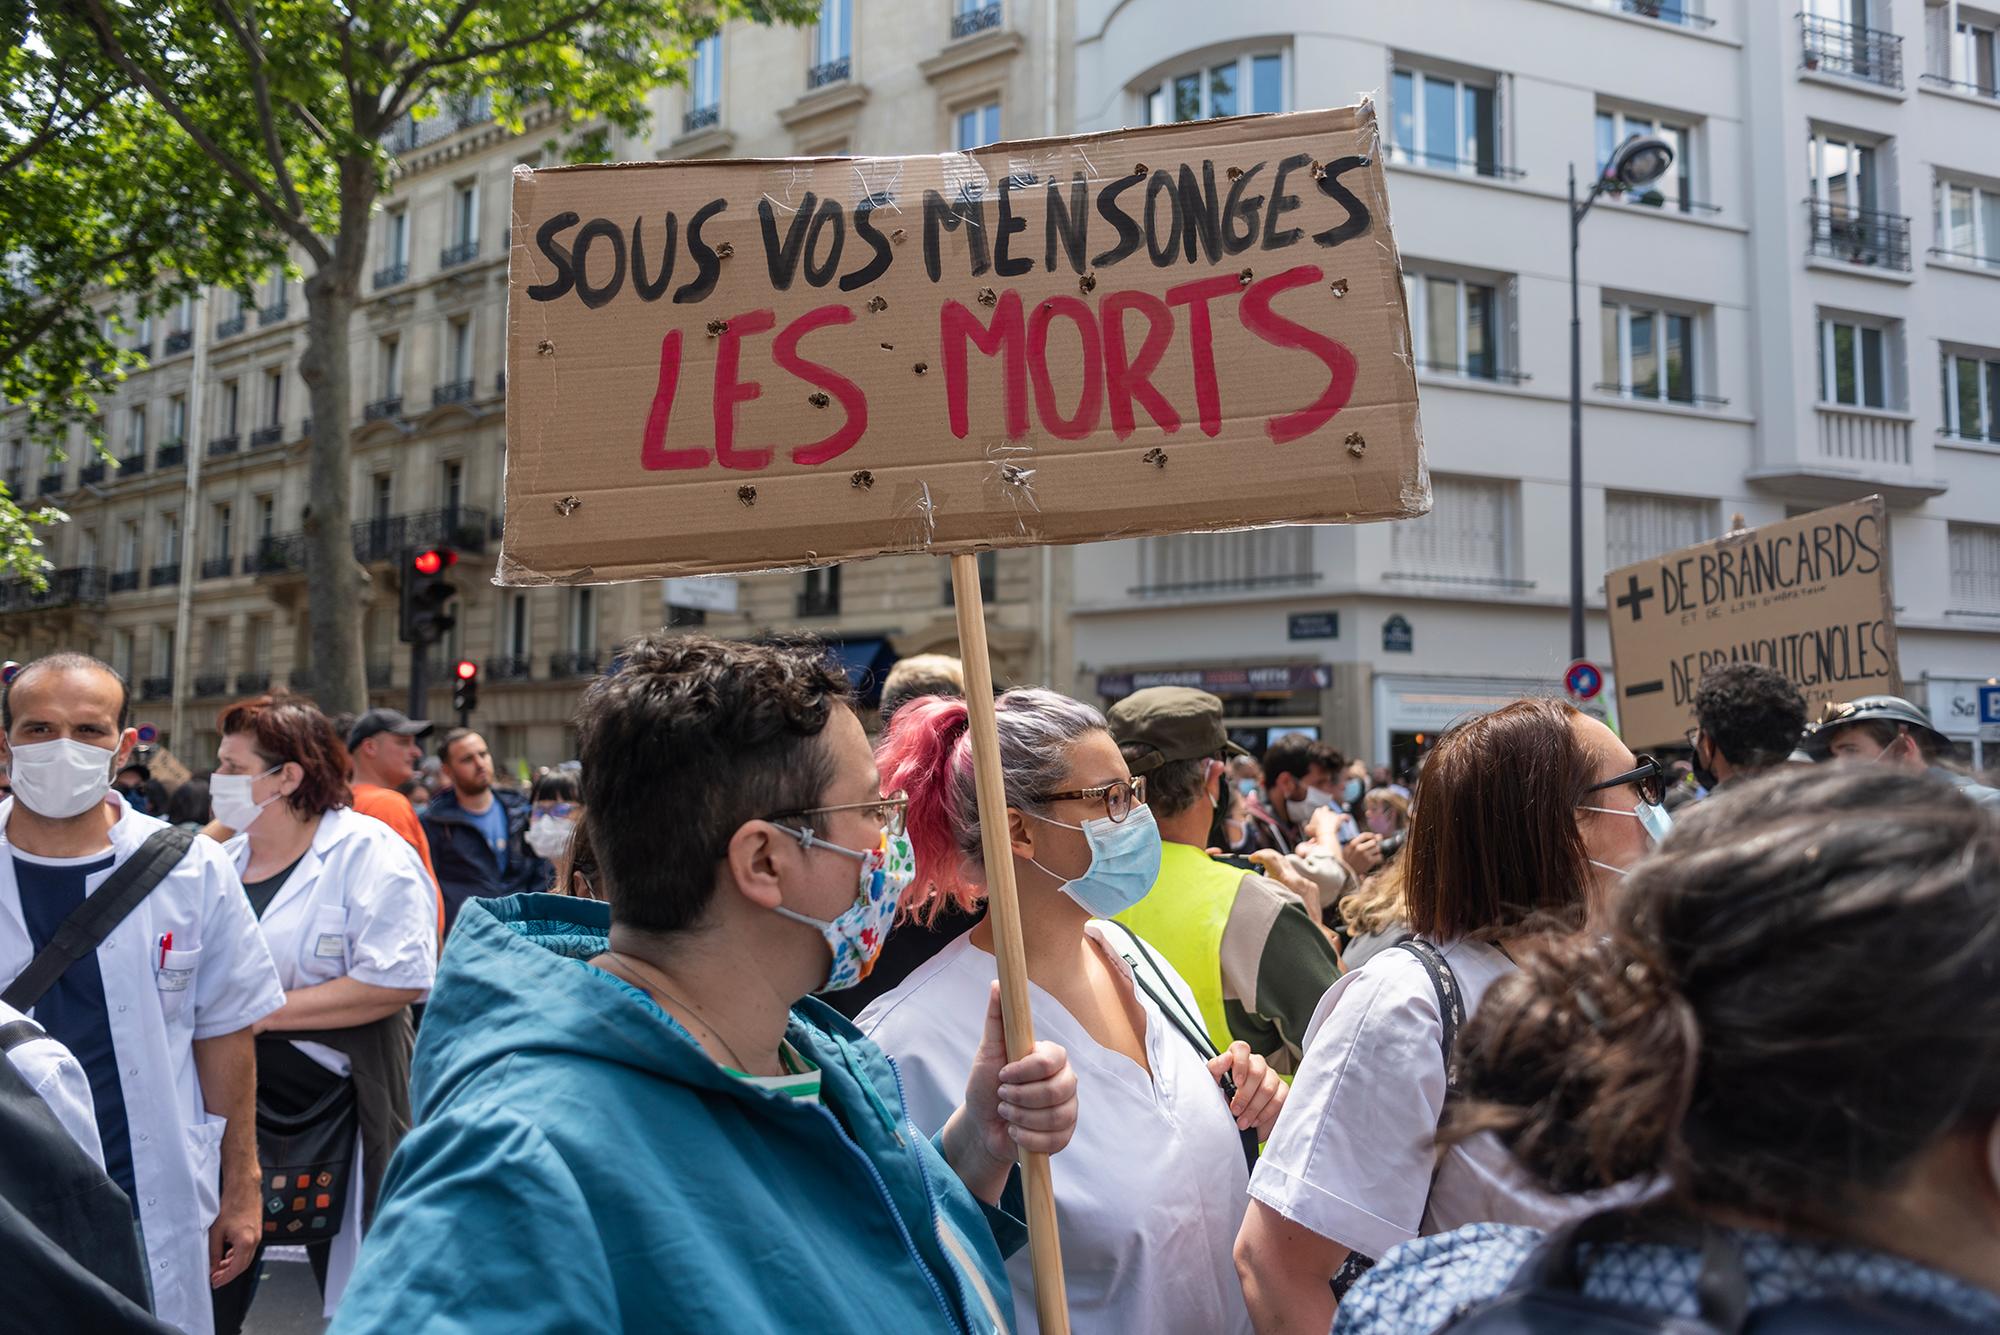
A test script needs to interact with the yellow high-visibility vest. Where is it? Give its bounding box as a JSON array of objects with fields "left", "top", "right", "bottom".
[{"left": 1113, "top": 840, "right": 1240, "bottom": 1056}]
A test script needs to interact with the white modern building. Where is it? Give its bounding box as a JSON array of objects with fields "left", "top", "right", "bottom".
[{"left": 1063, "top": 0, "right": 2000, "bottom": 771}]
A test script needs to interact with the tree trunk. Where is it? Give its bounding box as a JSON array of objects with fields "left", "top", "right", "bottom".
[{"left": 293, "top": 157, "right": 375, "bottom": 714}]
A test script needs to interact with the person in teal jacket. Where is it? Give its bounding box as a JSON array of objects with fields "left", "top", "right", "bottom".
[{"left": 331, "top": 634, "right": 1080, "bottom": 1334}]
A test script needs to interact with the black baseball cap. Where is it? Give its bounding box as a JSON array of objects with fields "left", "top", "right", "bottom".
[{"left": 348, "top": 708, "right": 434, "bottom": 750}]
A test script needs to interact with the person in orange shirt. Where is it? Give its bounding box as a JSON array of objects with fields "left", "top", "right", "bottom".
[{"left": 346, "top": 709, "right": 445, "bottom": 938}]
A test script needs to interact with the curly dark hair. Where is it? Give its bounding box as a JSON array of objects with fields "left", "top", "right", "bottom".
[
  {"left": 576, "top": 633, "right": 853, "bottom": 934},
  {"left": 216, "top": 693, "right": 353, "bottom": 817},
  {"left": 1448, "top": 765, "right": 2000, "bottom": 1225},
  {"left": 1693, "top": 662, "right": 1806, "bottom": 771}
]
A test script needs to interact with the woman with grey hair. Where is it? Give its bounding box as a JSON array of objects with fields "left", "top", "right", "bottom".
[{"left": 860, "top": 689, "right": 1286, "bottom": 1335}]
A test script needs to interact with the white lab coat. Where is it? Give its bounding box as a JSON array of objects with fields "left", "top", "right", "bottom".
[
  {"left": 0, "top": 793, "right": 285, "bottom": 1335},
  {"left": 225, "top": 805, "right": 436, "bottom": 1316},
  {"left": 859, "top": 923, "right": 1255, "bottom": 1335},
  {"left": 0, "top": 996, "right": 103, "bottom": 1164}
]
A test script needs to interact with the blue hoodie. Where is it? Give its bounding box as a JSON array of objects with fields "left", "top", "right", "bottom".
[{"left": 330, "top": 893, "right": 1024, "bottom": 1335}]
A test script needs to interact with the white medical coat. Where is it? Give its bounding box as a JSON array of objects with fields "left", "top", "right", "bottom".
[
  {"left": 859, "top": 922, "right": 1255, "bottom": 1335},
  {"left": 0, "top": 793, "right": 285, "bottom": 1335},
  {"left": 225, "top": 804, "right": 436, "bottom": 1315},
  {"left": 1, "top": 995, "right": 103, "bottom": 1164}
]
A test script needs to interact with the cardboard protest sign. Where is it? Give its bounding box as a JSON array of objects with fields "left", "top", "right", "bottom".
[
  {"left": 500, "top": 105, "right": 1427, "bottom": 583},
  {"left": 1606, "top": 497, "right": 1899, "bottom": 748}
]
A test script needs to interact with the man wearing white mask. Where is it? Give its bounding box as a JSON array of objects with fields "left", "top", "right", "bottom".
[{"left": 0, "top": 653, "right": 284, "bottom": 1335}]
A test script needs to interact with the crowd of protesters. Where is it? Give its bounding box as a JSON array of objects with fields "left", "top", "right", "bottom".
[{"left": 0, "top": 641, "right": 1996, "bottom": 1334}]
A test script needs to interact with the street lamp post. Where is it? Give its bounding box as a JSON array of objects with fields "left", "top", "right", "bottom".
[{"left": 1568, "top": 135, "right": 1675, "bottom": 664}]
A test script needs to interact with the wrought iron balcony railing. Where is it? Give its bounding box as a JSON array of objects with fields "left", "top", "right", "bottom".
[
  {"left": 1801, "top": 12, "right": 1903, "bottom": 88},
  {"left": 1806, "top": 200, "right": 1912, "bottom": 271}
]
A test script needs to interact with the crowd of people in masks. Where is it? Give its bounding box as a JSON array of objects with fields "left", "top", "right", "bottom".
[{"left": 0, "top": 639, "right": 1996, "bottom": 1335}]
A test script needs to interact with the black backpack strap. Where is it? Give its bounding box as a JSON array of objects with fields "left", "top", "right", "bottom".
[
  {"left": 1395, "top": 938, "right": 1467, "bottom": 1092},
  {"left": 3, "top": 826, "right": 196, "bottom": 1013},
  {"left": 1102, "top": 921, "right": 1262, "bottom": 1177}
]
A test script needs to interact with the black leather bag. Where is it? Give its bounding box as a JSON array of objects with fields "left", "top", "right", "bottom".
[{"left": 253, "top": 1036, "right": 357, "bottom": 1246}]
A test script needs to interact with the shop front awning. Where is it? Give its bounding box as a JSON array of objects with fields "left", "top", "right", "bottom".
[{"left": 827, "top": 637, "right": 899, "bottom": 707}]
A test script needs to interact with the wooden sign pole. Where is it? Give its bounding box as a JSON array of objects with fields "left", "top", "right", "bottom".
[{"left": 947, "top": 551, "right": 1070, "bottom": 1334}]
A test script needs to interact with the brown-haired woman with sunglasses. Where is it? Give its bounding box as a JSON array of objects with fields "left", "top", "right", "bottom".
[
  {"left": 860, "top": 688, "right": 1287, "bottom": 1335},
  {"left": 1235, "top": 697, "right": 1667, "bottom": 1334}
]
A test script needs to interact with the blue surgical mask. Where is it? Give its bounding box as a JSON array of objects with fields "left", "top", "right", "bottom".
[
  {"left": 1578, "top": 800, "right": 1674, "bottom": 845},
  {"left": 1342, "top": 778, "right": 1365, "bottom": 806},
  {"left": 1027, "top": 804, "right": 1163, "bottom": 918},
  {"left": 1236, "top": 778, "right": 1260, "bottom": 798}
]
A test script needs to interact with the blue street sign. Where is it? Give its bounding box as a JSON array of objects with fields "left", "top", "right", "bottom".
[
  {"left": 1382, "top": 615, "right": 1413, "bottom": 653},
  {"left": 1980, "top": 685, "right": 2000, "bottom": 727},
  {"left": 1288, "top": 612, "right": 1339, "bottom": 641}
]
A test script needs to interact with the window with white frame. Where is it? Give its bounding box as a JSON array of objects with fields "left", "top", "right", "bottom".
[
  {"left": 1936, "top": 176, "right": 2000, "bottom": 267},
  {"left": 1403, "top": 270, "right": 1502, "bottom": 378},
  {"left": 201, "top": 619, "right": 228, "bottom": 672},
  {"left": 211, "top": 502, "right": 233, "bottom": 560},
  {"left": 1596, "top": 107, "right": 1696, "bottom": 211},
  {"left": 1949, "top": 521, "right": 2000, "bottom": 610},
  {"left": 1141, "top": 51, "right": 1284, "bottom": 124},
  {"left": 371, "top": 473, "right": 393, "bottom": 522},
  {"left": 1389, "top": 475, "right": 1514, "bottom": 582},
  {"left": 1606, "top": 491, "right": 1714, "bottom": 571},
  {"left": 443, "top": 459, "right": 465, "bottom": 514},
  {"left": 812, "top": 0, "right": 851, "bottom": 76},
  {"left": 255, "top": 494, "right": 275, "bottom": 540},
  {"left": 1943, "top": 349, "right": 2000, "bottom": 441},
  {"left": 248, "top": 616, "right": 272, "bottom": 670},
  {"left": 171, "top": 294, "right": 194, "bottom": 333},
  {"left": 690, "top": 35, "right": 721, "bottom": 114},
  {"left": 119, "top": 520, "right": 140, "bottom": 572},
  {"left": 1391, "top": 65, "right": 1499, "bottom": 175},
  {"left": 955, "top": 101, "right": 1001, "bottom": 150},
  {"left": 1817, "top": 315, "right": 1896, "bottom": 408},
  {"left": 506, "top": 593, "right": 530, "bottom": 661},
  {"left": 265, "top": 368, "right": 283, "bottom": 426},
  {"left": 221, "top": 379, "right": 240, "bottom": 435},
  {"left": 79, "top": 526, "right": 99, "bottom": 568},
  {"left": 569, "top": 586, "right": 597, "bottom": 651},
  {"left": 1808, "top": 134, "right": 1900, "bottom": 267},
  {"left": 1601, "top": 300, "right": 1697, "bottom": 403},
  {"left": 133, "top": 403, "right": 154, "bottom": 453},
  {"left": 385, "top": 209, "right": 409, "bottom": 267},
  {"left": 1135, "top": 530, "right": 1312, "bottom": 595},
  {"left": 160, "top": 511, "right": 181, "bottom": 565},
  {"left": 379, "top": 337, "right": 401, "bottom": 397},
  {"left": 152, "top": 627, "right": 175, "bottom": 679},
  {"left": 452, "top": 182, "right": 478, "bottom": 249},
  {"left": 1928, "top": 2, "right": 1999, "bottom": 91},
  {"left": 448, "top": 317, "right": 474, "bottom": 384}
]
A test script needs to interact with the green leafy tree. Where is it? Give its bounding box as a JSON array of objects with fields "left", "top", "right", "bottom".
[
  {"left": 1, "top": 10, "right": 276, "bottom": 584},
  {"left": 44, "top": 0, "right": 811, "bottom": 710}
]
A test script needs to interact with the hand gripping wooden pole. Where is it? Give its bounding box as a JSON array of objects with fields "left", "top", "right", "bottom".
[{"left": 948, "top": 551, "right": 1071, "bottom": 1334}]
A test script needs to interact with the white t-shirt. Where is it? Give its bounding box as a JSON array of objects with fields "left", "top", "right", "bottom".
[
  {"left": 858, "top": 923, "right": 1254, "bottom": 1335},
  {"left": 1251, "top": 938, "right": 1622, "bottom": 1261}
]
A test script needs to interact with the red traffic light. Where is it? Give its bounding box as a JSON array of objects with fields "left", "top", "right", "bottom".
[
  {"left": 454, "top": 659, "right": 478, "bottom": 681},
  {"left": 412, "top": 548, "right": 458, "bottom": 576}
]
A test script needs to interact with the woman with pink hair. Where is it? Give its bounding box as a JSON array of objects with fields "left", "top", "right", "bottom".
[{"left": 858, "top": 688, "right": 1285, "bottom": 1335}]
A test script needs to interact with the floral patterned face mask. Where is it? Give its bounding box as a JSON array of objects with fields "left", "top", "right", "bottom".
[{"left": 768, "top": 826, "right": 917, "bottom": 993}]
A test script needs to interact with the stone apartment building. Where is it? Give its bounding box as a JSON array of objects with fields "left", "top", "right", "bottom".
[{"left": 0, "top": 0, "right": 1069, "bottom": 768}]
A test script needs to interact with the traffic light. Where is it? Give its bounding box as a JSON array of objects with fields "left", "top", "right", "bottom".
[
  {"left": 452, "top": 659, "right": 479, "bottom": 719},
  {"left": 400, "top": 547, "right": 459, "bottom": 645}
]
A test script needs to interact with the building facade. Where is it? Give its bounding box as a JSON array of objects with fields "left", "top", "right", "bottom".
[
  {"left": 1065, "top": 0, "right": 2000, "bottom": 770},
  {"left": 0, "top": 0, "right": 1067, "bottom": 769},
  {"left": 5, "top": 0, "right": 1999, "bottom": 774}
]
